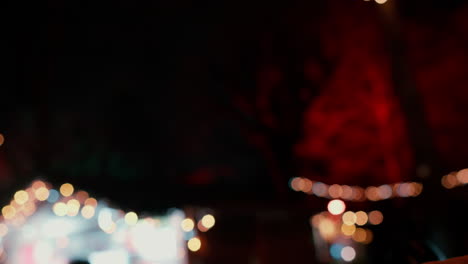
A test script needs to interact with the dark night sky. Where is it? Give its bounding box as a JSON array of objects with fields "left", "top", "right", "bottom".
[{"left": 2, "top": 0, "right": 468, "bottom": 214}]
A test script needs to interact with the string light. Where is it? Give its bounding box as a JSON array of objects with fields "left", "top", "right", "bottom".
[
  {"left": 289, "top": 177, "right": 423, "bottom": 201},
  {"left": 442, "top": 169, "right": 468, "bottom": 189}
]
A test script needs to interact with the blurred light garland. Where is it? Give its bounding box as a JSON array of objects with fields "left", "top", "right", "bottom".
[
  {"left": 441, "top": 169, "right": 468, "bottom": 189},
  {"left": 289, "top": 177, "right": 423, "bottom": 202}
]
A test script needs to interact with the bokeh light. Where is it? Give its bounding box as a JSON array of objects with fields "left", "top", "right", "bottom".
[
  {"left": 60, "top": 183, "right": 74, "bottom": 197},
  {"left": 181, "top": 218, "right": 195, "bottom": 232},
  {"left": 341, "top": 185, "right": 354, "bottom": 200},
  {"left": 330, "top": 244, "right": 344, "bottom": 259},
  {"left": 302, "top": 179, "right": 313, "bottom": 193},
  {"left": 66, "top": 199, "right": 80, "bottom": 216},
  {"left": 341, "top": 224, "right": 356, "bottom": 236},
  {"left": 327, "top": 199, "right": 346, "bottom": 215},
  {"left": 0, "top": 134, "right": 4, "bottom": 146},
  {"left": 342, "top": 211, "right": 357, "bottom": 225},
  {"left": 125, "top": 212, "right": 138, "bottom": 226},
  {"left": 457, "top": 169, "right": 468, "bottom": 184},
  {"left": 187, "top": 237, "right": 201, "bottom": 252},
  {"left": 85, "top": 198, "right": 98, "bottom": 207},
  {"left": 312, "top": 182, "right": 329, "bottom": 197},
  {"left": 47, "top": 189, "right": 60, "bottom": 203},
  {"left": 75, "top": 191, "right": 89, "bottom": 204},
  {"left": 14, "top": 190, "right": 29, "bottom": 205},
  {"left": 341, "top": 246, "right": 356, "bottom": 261},
  {"left": 365, "top": 186, "right": 380, "bottom": 201},
  {"left": 352, "top": 228, "right": 367, "bottom": 243},
  {"left": 81, "top": 205, "right": 96, "bottom": 219},
  {"left": 201, "top": 214, "right": 215, "bottom": 229},
  {"left": 328, "top": 184, "right": 343, "bottom": 198},
  {"left": 53, "top": 202, "right": 68, "bottom": 216},
  {"left": 290, "top": 177, "right": 305, "bottom": 191},
  {"left": 378, "top": 185, "right": 393, "bottom": 199},
  {"left": 35, "top": 187, "right": 50, "bottom": 201},
  {"left": 368, "top": 210, "right": 384, "bottom": 225},
  {"left": 355, "top": 211, "right": 368, "bottom": 226},
  {"left": 2, "top": 205, "right": 16, "bottom": 220},
  {"left": 352, "top": 187, "right": 366, "bottom": 201},
  {"left": 32, "top": 180, "right": 46, "bottom": 190}
]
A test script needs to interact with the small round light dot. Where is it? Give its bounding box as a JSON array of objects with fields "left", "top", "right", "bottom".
[
  {"left": 53, "top": 202, "right": 68, "bottom": 216},
  {"left": 342, "top": 211, "right": 357, "bottom": 225},
  {"left": 327, "top": 199, "right": 346, "bottom": 215},
  {"left": 60, "top": 183, "right": 74, "bottom": 197},
  {"left": 187, "top": 237, "right": 202, "bottom": 252},
  {"left": 355, "top": 211, "right": 368, "bottom": 226},
  {"left": 35, "top": 187, "right": 50, "bottom": 201},
  {"left": 181, "top": 218, "right": 195, "bottom": 232},
  {"left": 2, "top": 205, "right": 16, "bottom": 220},
  {"left": 368, "top": 210, "right": 384, "bottom": 225},
  {"left": 201, "top": 214, "right": 215, "bottom": 229},
  {"left": 81, "top": 205, "right": 95, "bottom": 219},
  {"left": 341, "top": 246, "right": 356, "bottom": 262},
  {"left": 14, "top": 190, "right": 29, "bottom": 205},
  {"left": 125, "top": 212, "right": 138, "bottom": 226}
]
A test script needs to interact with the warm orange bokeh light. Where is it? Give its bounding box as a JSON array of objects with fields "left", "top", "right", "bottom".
[
  {"left": 368, "top": 210, "right": 384, "bottom": 225},
  {"left": 0, "top": 134, "right": 4, "bottom": 146},
  {"left": 342, "top": 211, "right": 357, "bottom": 225},
  {"left": 341, "top": 185, "right": 354, "bottom": 200},
  {"left": 32, "top": 180, "right": 46, "bottom": 190},
  {"left": 14, "top": 190, "right": 29, "bottom": 205},
  {"left": 2, "top": 205, "right": 16, "bottom": 220},
  {"left": 290, "top": 177, "right": 305, "bottom": 191},
  {"left": 75, "top": 191, "right": 89, "bottom": 204},
  {"left": 35, "top": 187, "right": 50, "bottom": 201},
  {"left": 355, "top": 211, "right": 368, "bottom": 226},
  {"left": 365, "top": 186, "right": 380, "bottom": 201},
  {"left": 352, "top": 227, "right": 367, "bottom": 243},
  {"left": 60, "top": 183, "right": 74, "bottom": 197},
  {"left": 84, "top": 198, "right": 98, "bottom": 207},
  {"left": 302, "top": 179, "right": 313, "bottom": 193},
  {"left": 327, "top": 199, "right": 346, "bottom": 215},
  {"left": 457, "top": 169, "right": 468, "bottom": 184},
  {"left": 341, "top": 223, "right": 356, "bottom": 236},
  {"left": 328, "top": 184, "right": 343, "bottom": 198}
]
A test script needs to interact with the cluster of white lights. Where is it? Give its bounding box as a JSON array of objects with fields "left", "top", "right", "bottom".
[
  {"left": 310, "top": 199, "right": 385, "bottom": 262},
  {"left": 290, "top": 177, "right": 423, "bottom": 202},
  {"left": 0, "top": 179, "right": 216, "bottom": 263},
  {"left": 441, "top": 169, "right": 468, "bottom": 189},
  {"left": 180, "top": 214, "right": 216, "bottom": 252}
]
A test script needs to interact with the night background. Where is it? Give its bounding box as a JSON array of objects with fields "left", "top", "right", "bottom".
[{"left": 1, "top": 0, "right": 468, "bottom": 263}]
